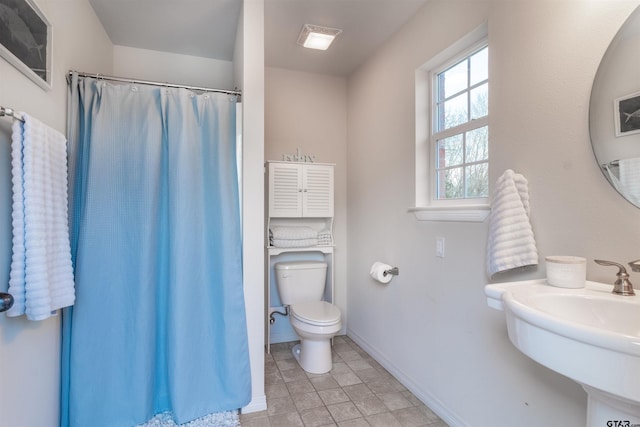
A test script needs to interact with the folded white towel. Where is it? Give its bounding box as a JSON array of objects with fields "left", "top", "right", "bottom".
[
  {"left": 271, "top": 238, "right": 319, "bottom": 248},
  {"left": 486, "top": 169, "right": 538, "bottom": 277},
  {"left": 270, "top": 226, "right": 318, "bottom": 240},
  {"left": 7, "top": 113, "right": 75, "bottom": 321},
  {"left": 317, "top": 230, "right": 333, "bottom": 246}
]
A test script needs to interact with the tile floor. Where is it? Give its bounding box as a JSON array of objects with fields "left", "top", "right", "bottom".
[{"left": 240, "top": 336, "right": 448, "bottom": 427}]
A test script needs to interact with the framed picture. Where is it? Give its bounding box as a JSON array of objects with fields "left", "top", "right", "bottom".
[
  {"left": 0, "top": 0, "right": 51, "bottom": 90},
  {"left": 614, "top": 90, "right": 640, "bottom": 137}
]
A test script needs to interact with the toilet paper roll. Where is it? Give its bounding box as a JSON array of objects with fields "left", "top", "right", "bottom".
[{"left": 370, "top": 262, "right": 394, "bottom": 284}]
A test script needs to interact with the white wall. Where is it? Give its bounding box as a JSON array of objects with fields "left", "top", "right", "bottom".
[
  {"left": 236, "top": 0, "right": 267, "bottom": 414},
  {"left": 113, "top": 45, "right": 234, "bottom": 90},
  {"left": 0, "top": 1, "right": 113, "bottom": 426},
  {"left": 346, "top": 1, "right": 640, "bottom": 426},
  {"left": 264, "top": 67, "right": 348, "bottom": 335}
]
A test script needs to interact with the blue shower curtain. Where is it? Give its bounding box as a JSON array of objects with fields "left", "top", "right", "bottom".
[{"left": 61, "top": 74, "right": 251, "bottom": 427}]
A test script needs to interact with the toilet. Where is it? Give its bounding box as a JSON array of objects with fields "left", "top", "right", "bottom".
[{"left": 274, "top": 261, "right": 342, "bottom": 374}]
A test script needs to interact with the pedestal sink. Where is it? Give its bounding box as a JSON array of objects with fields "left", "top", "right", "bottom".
[{"left": 485, "top": 279, "right": 640, "bottom": 426}]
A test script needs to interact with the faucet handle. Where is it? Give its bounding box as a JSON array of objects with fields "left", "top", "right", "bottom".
[
  {"left": 629, "top": 259, "right": 640, "bottom": 273},
  {"left": 594, "top": 259, "right": 635, "bottom": 296}
]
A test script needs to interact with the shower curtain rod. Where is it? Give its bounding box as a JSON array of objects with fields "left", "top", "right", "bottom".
[{"left": 68, "top": 70, "right": 241, "bottom": 96}]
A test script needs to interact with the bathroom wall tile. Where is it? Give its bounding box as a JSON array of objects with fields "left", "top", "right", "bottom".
[{"left": 327, "top": 401, "right": 363, "bottom": 422}]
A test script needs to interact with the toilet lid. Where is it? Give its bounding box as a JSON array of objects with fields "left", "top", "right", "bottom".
[{"left": 291, "top": 301, "right": 341, "bottom": 325}]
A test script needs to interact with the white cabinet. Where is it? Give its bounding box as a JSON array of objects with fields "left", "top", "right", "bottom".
[
  {"left": 265, "top": 161, "right": 336, "bottom": 352},
  {"left": 267, "top": 162, "right": 334, "bottom": 217}
]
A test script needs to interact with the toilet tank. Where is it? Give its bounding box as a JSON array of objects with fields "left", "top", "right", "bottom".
[{"left": 274, "top": 261, "right": 328, "bottom": 305}]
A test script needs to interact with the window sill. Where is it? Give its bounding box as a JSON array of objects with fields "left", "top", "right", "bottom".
[{"left": 409, "top": 205, "right": 491, "bottom": 222}]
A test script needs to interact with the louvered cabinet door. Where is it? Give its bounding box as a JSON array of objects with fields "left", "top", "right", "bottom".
[
  {"left": 268, "top": 162, "right": 303, "bottom": 217},
  {"left": 302, "top": 164, "right": 334, "bottom": 217}
]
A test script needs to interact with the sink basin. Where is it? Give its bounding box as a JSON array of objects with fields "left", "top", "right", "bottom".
[{"left": 485, "top": 279, "right": 640, "bottom": 425}]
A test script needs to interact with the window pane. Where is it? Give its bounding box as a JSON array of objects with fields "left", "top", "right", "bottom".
[
  {"left": 440, "top": 60, "right": 467, "bottom": 100},
  {"left": 443, "top": 93, "right": 468, "bottom": 129},
  {"left": 465, "top": 163, "right": 489, "bottom": 198},
  {"left": 470, "top": 47, "right": 488, "bottom": 86},
  {"left": 431, "top": 43, "right": 488, "bottom": 202},
  {"left": 470, "top": 83, "right": 488, "bottom": 119},
  {"left": 465, "top": 126, "right": 488, "bottom": 162},
  {"left": 437, "top": 167, "right": 464, "bottom": 199},
  {"left": 437, "top": 134, "right": 463, "bottom": 167}
]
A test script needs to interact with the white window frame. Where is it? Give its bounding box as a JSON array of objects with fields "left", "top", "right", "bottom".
[{"left": 411, "top": 24, "right": 490, "bottom": 222}]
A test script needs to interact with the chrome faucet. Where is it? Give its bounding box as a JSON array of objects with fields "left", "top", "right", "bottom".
[
  {"left": 629, "top": 259, "right": 640, "bottom": 273},
  {"left": 594, "top": 260, "right": 636, "bottom": 296}
]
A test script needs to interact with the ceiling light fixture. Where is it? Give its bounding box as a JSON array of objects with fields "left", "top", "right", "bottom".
[{"left": 297, "top": 24, "right": 342, "bottom": 51}]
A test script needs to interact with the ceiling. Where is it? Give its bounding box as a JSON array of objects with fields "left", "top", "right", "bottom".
[{"left": 88, "top": 0, "right": 429, "bottom": 76}]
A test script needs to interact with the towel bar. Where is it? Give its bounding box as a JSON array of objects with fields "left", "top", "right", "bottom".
[{"left": 0, "top": 106, "right": 25, "bottom": 122}]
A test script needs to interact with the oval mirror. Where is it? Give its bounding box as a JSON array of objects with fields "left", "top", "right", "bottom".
[{"left": 590, "top": 6, "right": 640, "bottom": 208}]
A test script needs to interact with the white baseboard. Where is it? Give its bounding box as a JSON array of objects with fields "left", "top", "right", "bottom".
[
  {"left": 241, "top": 394, "right": 267, "bottom": 414},
  {"left": 347, "top": 328, "right": 468, "bottom": 427}
]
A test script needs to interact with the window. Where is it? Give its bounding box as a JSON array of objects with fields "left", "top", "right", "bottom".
[
  {"left": 412, "top": 26, "right": 489, "bottom": 222},
  {"left": 432, "top": 44, "right": 488, "bottom": 201}
]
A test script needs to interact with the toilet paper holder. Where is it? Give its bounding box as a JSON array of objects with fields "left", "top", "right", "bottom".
[{"left": 383, "top": 267, "right": 399, "bottom": 277}]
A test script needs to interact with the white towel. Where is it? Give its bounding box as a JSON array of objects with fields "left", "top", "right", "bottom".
[
  {"left": 486, "top": 169, "right": 538, "bottom": 277},
  {"left": 269, "top": 226, "right": 318, "bottom": 240},
  {"left": 7, "top": 113, "right": 75, "bottom": 320},
  {"left": 317, "top": 230, "right": 333, "bottom": 246},
  {"left": 271, "top": 238, "right": 319, "bottom": 248},
  {"left": 618, "top": 157, "right": 640, "bottom": 203}
]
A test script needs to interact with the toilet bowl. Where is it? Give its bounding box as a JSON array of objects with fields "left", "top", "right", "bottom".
[
  {"left": 289, "top": 301, "right": 341, "bottom": 374},
  {"left": 274, "top": 261, "right": 342, "bottom": 374}
]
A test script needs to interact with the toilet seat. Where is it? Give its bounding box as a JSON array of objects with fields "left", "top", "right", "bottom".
[{"left": 291, "top": 301, "right": 341, "bottom": 326}]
